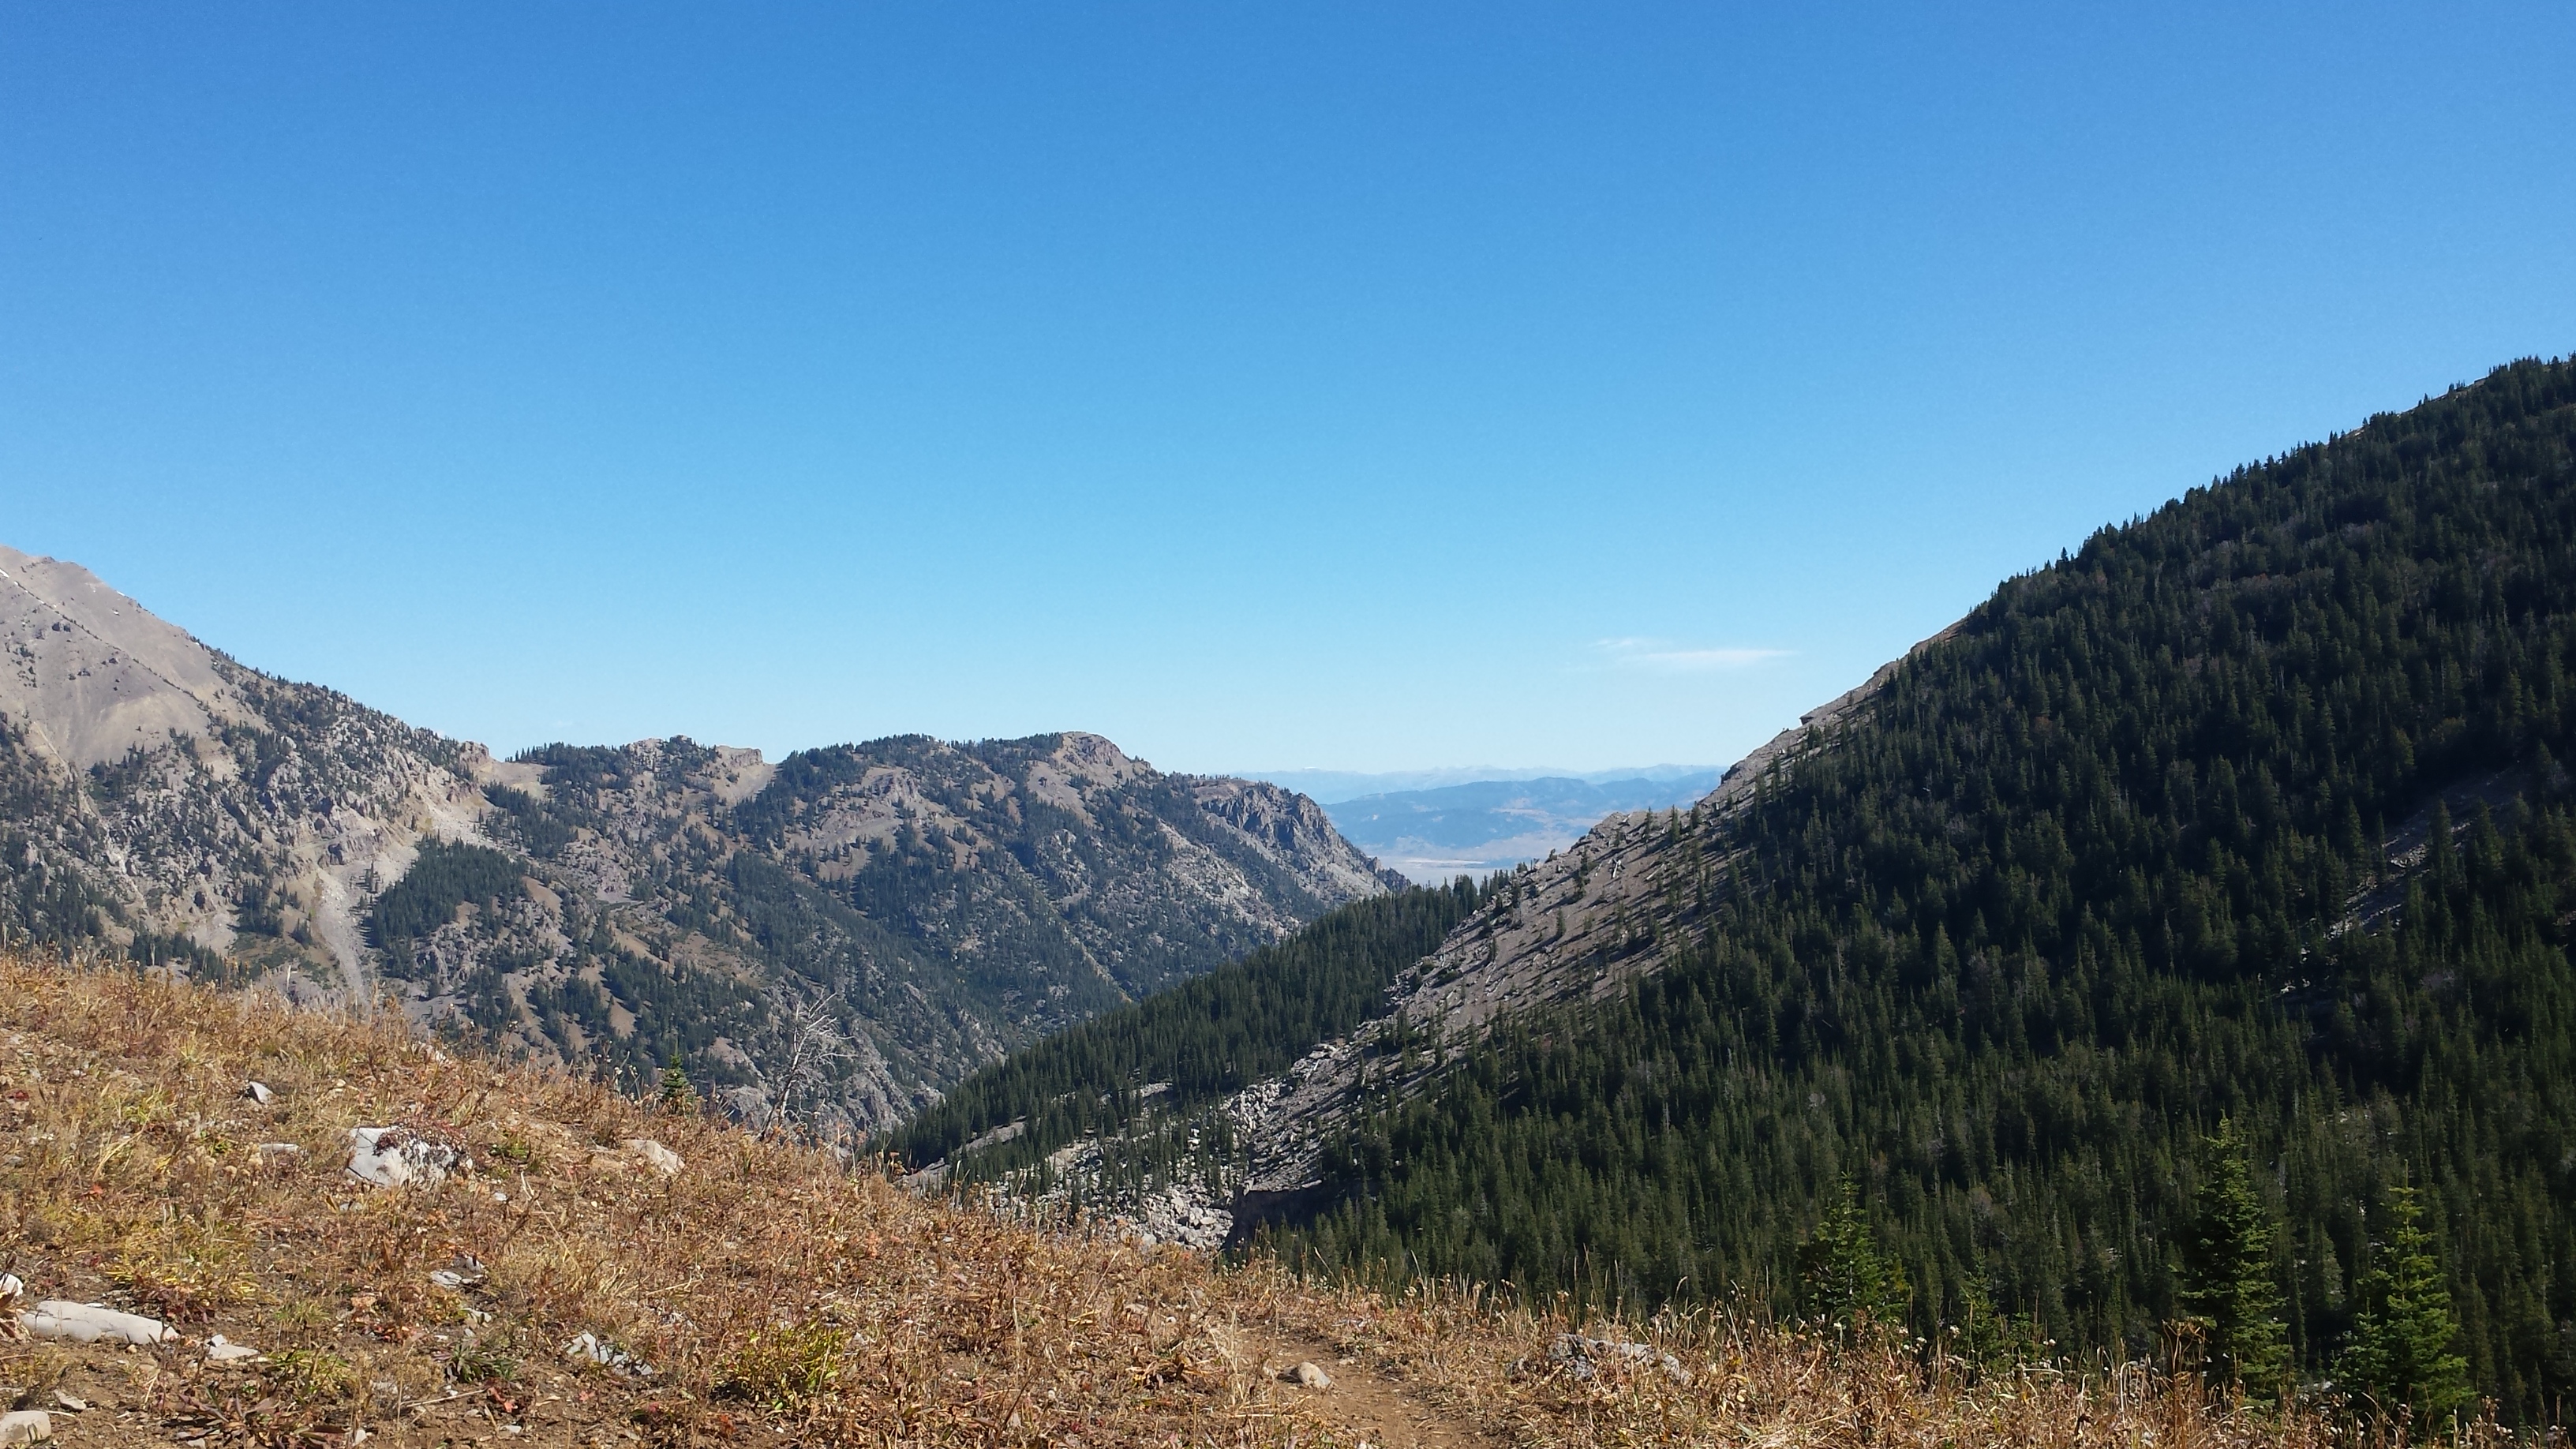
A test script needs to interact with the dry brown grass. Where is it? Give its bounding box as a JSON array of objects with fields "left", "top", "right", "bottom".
[{"left": 0, "top": 954, "right": 2526, "bottom": 1447}]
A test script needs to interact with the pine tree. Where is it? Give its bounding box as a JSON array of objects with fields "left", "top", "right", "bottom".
[
  {"left": 1798, "top": 1178, "right": 1908, "bottom": 1330},
  {"left": 659, "top": 1053, "right": 698, "bottom": 1115},
  {"left": 2342, "top": 1183, "right": 2473, "bottom": 1426},
  {"left": 2177, "top": 1117, "right": 2290, "bottom": 1399}
]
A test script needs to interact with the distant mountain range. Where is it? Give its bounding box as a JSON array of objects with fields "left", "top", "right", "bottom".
[
  {"left": 1252, "top": 764, "right": 1721, "bottom": 804},
  {"left": 1304, "top": 772, "right": 1726, "bottom": 883},
  {"left": 0, "top": 542, "right": 1398, "bottom": 1133}
]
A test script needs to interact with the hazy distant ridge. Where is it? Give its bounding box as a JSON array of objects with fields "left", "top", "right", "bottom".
[{"left": 1309, "top": 770, "right": 1725, "bottom": 883}]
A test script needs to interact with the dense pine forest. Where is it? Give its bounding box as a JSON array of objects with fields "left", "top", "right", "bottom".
[
  {"left": 1260, "top": 358, "right": 2576, "bottom": 1421},
  {"left": 890, "top": 880, "right": 1484, "bottom": 1183}
]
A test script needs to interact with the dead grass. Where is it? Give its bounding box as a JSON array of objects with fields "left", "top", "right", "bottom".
[{"left": 0, "top": 954, "right": 2527, "bottom": 1447}]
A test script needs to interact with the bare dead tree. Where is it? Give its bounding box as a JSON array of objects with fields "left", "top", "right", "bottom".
[{"left": 751, "top": 989, "right": 856, "bottom": 1142}]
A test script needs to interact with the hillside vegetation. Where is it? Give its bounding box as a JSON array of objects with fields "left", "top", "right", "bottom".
[
  {"left": 892, "top": 881, "right": 1486, "bottom": 1190},
  {"left": 0, "top": 953, "right": 2434, "bottom": 1446},
  {"left": 1266, "top": 358, "right": 2576, "bottom": 1423},
  {"left": 888, "top": 358, "right": 2576, "bottom": 1431}
]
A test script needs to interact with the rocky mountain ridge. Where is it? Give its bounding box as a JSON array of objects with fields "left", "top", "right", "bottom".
[{"left": 0, "top": 544, "right": 1400, "bottom": 1133}]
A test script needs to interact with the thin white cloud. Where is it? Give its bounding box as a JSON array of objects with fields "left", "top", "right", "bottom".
[{"left": 1596, "top": 638, "right": 1792, "bottom": 672}]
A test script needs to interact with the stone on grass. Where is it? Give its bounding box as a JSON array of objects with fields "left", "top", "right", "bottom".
[
  {"left": 17, "top": 1300, "right": 173, "bottom": 1345},
  {"left": 1290, "top": 1361, "right": 1332, "bottom": 1390},
  {"left": 564, "top": 1331, "right": 654, "bottom": 1378},
  {"left": 1547, "top": 1332, "right": 1691, "bottom": 1384},
  {"left": 0, "top": 1410, "right": 48, "bottom": 1444},
  {"left": 621, "top": 1138, "right": 683, "bottom": 1177},
  {"left": 346, "top": 1126, "right": 461, "bottom": 1188},
  {"left": 243, "top": 1080, "right": 273, "bottom": 1105},
  {"left": 206, "top": 1334, "right": 261, "bottom": 1363}
]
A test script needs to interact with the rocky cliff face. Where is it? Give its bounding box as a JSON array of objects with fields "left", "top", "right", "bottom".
[{"left": 0, "top": 545, "right": 1401, "bottom": 1135}]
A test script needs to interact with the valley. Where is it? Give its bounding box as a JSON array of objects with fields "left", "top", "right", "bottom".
[
  {"left": 904, "top": 357, "right": 2576, "bottom": 1426},
  {"left": 1302, "top": 770, "right": 1726, "bottom": 882}
]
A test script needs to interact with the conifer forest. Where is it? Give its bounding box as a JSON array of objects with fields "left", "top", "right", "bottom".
[{"left": 919, "top": 359, "right": 2576, "bottom": 1424}]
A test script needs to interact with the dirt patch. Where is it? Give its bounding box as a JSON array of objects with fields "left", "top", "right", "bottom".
[{"left": 1225, "top": 1324, "right": 1496, "bottom": 1449}]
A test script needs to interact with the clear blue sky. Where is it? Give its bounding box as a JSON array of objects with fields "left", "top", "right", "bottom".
[{"left": 6, "top": 4, "right": 2571, "bottom": 776}]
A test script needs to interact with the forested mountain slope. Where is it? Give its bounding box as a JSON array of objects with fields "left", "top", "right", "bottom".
[
  {"left": 914, "top": 357, "right": 2576, "bottom": 1422},
  {"left": 1293, "top": 357, "right": 2576, "bottom": 1419},
  {"left": 0, "top": 547, "right": 1398, "bottom": 1133}
]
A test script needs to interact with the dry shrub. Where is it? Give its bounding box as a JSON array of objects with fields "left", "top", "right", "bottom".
[{"left": 717, "top": 1320, "right": 846, "bottom": 1406}]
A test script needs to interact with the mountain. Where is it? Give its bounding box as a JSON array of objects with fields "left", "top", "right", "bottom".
[
  {"left": 1255, "top": 764, "right": 1724, "bottom": 805},
  {"left": 1317, "top": 772, "right": 1728, "bottom": 882},
  {"left": 900, "top": 356, "right": 2576, "bottom": 1423},
  {"left": 0, "top": 543, "right": 1400, "bottom": 1133}
]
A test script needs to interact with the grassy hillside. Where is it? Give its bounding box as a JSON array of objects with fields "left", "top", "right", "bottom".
[
  {"left": 0, "top": 952, "right": 2376, "bottom": 1447},
  {"left": 1267, "top": 358, "right": 2576, "bottom": 1422}
]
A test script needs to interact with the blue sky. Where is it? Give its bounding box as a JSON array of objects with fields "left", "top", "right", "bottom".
[{"left": 5, "top": 4, "right": 2571, "bottom": 776}]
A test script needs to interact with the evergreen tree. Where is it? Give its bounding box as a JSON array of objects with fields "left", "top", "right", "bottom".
[
  {"left": 2342, "top": 1183, "right": 2473, "bottom": 1426},
  {"left": 2177, "top": 1118, "right": 2290, "bottom": 1399},
  {"left": 1798, "top": 1178, "right": 1908, "bottom": 1329},
  {"left": 659, "top": 1053, "right": 698, "bottom": 1115}
]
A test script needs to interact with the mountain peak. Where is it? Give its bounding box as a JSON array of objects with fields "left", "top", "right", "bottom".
[{"left": 0, "top": 544, "right": 260, "bottom": 766}]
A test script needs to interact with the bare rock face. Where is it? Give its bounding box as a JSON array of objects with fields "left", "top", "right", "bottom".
[
  {"left": 0, "top": 545, "right": 255, "bottom": 769},
  {"left": 0, "top": 544, "right": 1397, "bottom": 1142}
]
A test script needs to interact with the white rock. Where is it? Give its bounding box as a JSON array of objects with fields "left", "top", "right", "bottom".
[
  {"left": 620, "top": 1138, "right": 683, "bottom": 1177},
  {"left": 244, "top": 1080, "right": 273, "bottom": 1105},
  {"left": 17, "top": 1300, "right": 171, "bottom": 1344},
  {"left": 1290, "top": 1361, "right": 1332, "bottom": 1390},
  {"left": 564, "top": 1330, "right": 654, "bottom": 1378},
  {"left": 0, "top": 1273, "right": 22, "bottom": 1303},
  {"left": 1545, "top": 1332, "right": 1691, "bottom": 1384},
  {"left": 0, "top": 1410, "right": 49, "bottom": 1444},
  {"left": 206, "top": 1333, "right": 260, "bottom": 1363},
  {"left": 346, "top": 1126, "right": 460, "bottom": 1189}
]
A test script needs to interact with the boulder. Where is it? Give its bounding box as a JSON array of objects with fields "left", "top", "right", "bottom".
[
  {"left": 0, "top": 1410, "right": 49, "bottom": 1444},
  {"left": 346, "top": 1126, "right": 462, "bottom": 1188}
]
